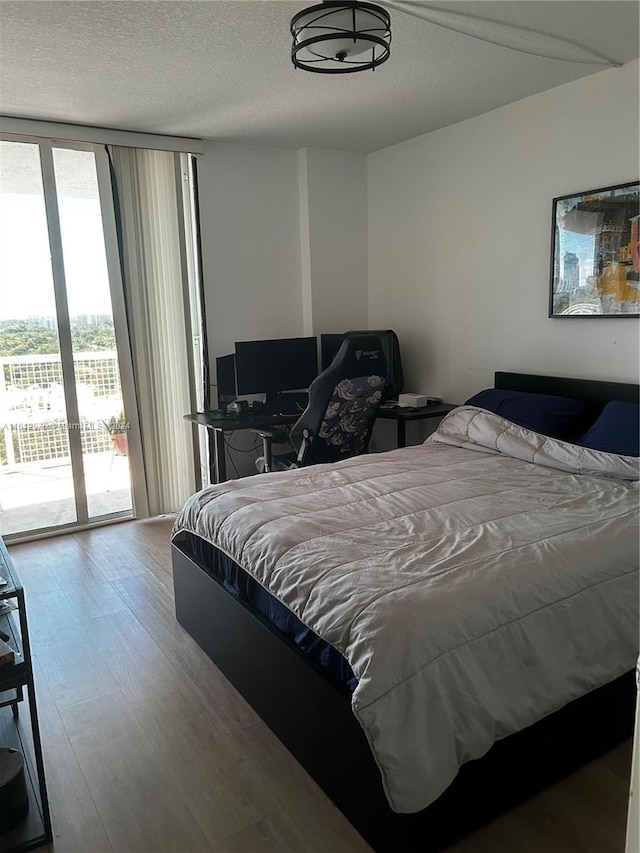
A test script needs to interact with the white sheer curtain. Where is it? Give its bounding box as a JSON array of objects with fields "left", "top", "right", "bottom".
[{"left": 109, "top": 147, "right": 196, "bottom": 515}]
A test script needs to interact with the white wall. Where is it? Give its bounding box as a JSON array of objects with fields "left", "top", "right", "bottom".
[
  {"left": 196, "top": 142, "right": 303, "bottom": 475},
  {"left": 298, "top": 147, "right": 368, "bottom": 335},
  {"left": 198, "top": 141, "right": 304, "bottom": 361},
  {"left": 367, "top": 60, "right": 640, "bottom": 405},
  {"left": 198, "top": 142, "right": 369, "bottom": 360},
  {"left": 626, "top": 689, "right": 640, "bottom": 853}
]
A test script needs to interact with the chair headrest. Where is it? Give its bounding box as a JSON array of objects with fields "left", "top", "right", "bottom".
[{"left": 330, "top": 334, "right": 387, "bottom": 378}]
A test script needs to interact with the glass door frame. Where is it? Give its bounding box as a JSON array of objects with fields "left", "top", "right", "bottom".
[
  {"left": 1, "top": 133, "right": 148, "bottom": 542},
  {"left": 176, "top": 153, "right": 207, "bottom": 490}
]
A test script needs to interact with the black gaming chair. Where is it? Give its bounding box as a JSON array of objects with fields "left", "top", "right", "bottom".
[{"left": 254, "top": 334, "right": 387, "bottom": 473}]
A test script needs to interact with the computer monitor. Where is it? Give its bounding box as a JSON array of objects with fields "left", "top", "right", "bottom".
[
  {"left": 216, "top": 354, "right": 237, "bottom": 408},
  {"left": 234, "top": 337, "right": 318, "bottom": 406}
]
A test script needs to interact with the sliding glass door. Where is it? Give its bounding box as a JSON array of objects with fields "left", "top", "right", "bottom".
[{"left": 0, "top": 138, "right": 144, "bottom": 539}]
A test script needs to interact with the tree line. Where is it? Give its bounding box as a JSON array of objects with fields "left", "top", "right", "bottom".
[{"left": 0, "top": 319, "right": 116, "bottom": 356}]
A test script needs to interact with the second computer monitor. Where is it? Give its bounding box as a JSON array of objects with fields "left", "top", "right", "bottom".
[
  {"left": 234, "top": 337, "right": 318, "bottom": 406},
  {"left": 320, "top": 334, "right": 348, "bottom": 372},
  {"left": 216, "top": 354, "right": 237, "bottom": 405}
]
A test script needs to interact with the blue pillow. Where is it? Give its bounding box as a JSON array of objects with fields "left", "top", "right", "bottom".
[
  {"left": 464, "top": 388, "right": 589, "bottom": 440},
  {"left": 577, "top": 400, "right": 639, "bottom": 457}
]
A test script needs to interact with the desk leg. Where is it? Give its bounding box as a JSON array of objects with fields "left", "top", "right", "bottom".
[
  {"left": 397, "top": 420, "right": 406, "bottom": 448},
  {"left": 213, "top": 428, "right": 227, "bottom": 483}
]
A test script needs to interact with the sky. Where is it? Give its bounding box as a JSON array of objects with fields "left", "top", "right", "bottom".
[
  {"left": 559, "top": 227, "right": 595, "bottom": 285},
  {"left": 0, "top": 141, "right": 113, "bottom": 322},
  {"left": 0, "top": 193, "right": 113, "bottom": 321}
]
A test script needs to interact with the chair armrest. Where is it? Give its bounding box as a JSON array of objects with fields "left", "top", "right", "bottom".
[{"left": 253, "top": 426, "right": 290, "bottom": 474}]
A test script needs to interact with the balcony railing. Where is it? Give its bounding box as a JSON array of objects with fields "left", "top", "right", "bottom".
[{"left": 0, "top": 351, "right": 123, "bottom": 468}]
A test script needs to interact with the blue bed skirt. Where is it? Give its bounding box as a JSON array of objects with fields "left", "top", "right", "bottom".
[{"left": 180, "top": 532, "right": 357, "bottom": 692}]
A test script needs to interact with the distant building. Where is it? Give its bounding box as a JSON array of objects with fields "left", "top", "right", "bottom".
[
  {"left": 559, "top": 252, "right": 580, "bottom": 295},
  {"left": 26, "top": 315, "right": 56, "bottom": 329},
  {"left": 72, "top": 314, "right": 112, "bottom": 326}
]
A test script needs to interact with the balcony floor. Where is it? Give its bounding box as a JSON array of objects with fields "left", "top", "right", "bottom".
[{"left": 0, "top": 452, "right": 132, "bottom": 537}]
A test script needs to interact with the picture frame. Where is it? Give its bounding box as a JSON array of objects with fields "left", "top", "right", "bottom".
[{"left": 549, "top": 180, "right": 640, "bottom": 317}]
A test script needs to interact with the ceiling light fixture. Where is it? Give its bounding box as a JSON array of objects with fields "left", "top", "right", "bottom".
[
  {"left": 290, "top": 1, "right": 392, "bottom": 74},
  {"left": 290, "top": 0, "right": 621, "bottom": 75}
]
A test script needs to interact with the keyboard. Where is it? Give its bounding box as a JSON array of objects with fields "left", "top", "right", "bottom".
[{"left": 204, "top": 401, "right": 305, "bottom": 419}]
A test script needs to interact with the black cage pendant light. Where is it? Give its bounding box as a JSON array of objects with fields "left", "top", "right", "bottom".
[{"left": 290, "top": 1, "right": 391, "bottom": 73}]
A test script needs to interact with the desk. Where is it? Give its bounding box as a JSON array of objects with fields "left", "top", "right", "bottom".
[
  {"left": 377, "top": 402, "right": 457, "bottom": 447},
  {"left": 186, "top": 402, "right": 458, "bottom": 483},
  {"left": 185, "top": 411, "right": 300, "bottom": 484}
]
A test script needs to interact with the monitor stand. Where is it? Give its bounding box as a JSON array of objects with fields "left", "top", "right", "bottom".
[
  {"left": 279, "top": 391, "right": 309, "bottom": 407},
  {"left": 264, "top": 390, "right": 280, "bottom": 411},
  {"left": 263, "top": 391, "right": 306, "bottom": 416}
]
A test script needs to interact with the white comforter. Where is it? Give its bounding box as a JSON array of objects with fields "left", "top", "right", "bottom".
[{"left": 173, "top": 407, "right": 640, "bottom": 813}]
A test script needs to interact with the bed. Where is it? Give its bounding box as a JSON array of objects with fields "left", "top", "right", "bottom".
[{"left": 171, "top": 372, "right": 639, "bottom": 851}]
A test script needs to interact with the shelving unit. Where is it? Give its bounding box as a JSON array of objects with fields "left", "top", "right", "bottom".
[{"left": 0, "top": 540, "right": 51, "bottom": 853}]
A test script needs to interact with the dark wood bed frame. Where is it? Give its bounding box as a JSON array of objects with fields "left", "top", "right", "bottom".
[{"left": 172, "top": 372, "right": 639, "bottom": 852}]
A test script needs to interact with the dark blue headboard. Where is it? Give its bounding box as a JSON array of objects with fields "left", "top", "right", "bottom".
[{"left": 494, "top": 372, "right": 639, "bottom": 406}]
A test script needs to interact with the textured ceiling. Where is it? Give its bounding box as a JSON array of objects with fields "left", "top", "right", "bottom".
[{"left": 0, "top": 1, "right": 638, "bottom": 153}]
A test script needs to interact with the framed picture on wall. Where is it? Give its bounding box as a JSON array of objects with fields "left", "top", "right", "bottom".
[{"left": 549, "top": 180, "right": 640, "bottom": 317}]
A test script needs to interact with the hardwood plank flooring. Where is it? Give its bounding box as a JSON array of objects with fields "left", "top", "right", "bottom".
[{"left": 7, "top": 518, "right": 632, "bottom": 853}]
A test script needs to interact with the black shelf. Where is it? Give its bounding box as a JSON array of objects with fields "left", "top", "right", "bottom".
[
  {"left": 0, "top": 540, "right": 51, "bottom": 853},
  {"left": 0, "top": 708, "right": 47, "bottom": 853},
  {"left": 0, "top": 611, "right": 26, "bottom": 696}
]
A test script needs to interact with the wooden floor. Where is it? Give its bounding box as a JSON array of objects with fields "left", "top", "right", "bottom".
[{"left": 7, "top": 517, "right": 632, "bottom": 853}]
